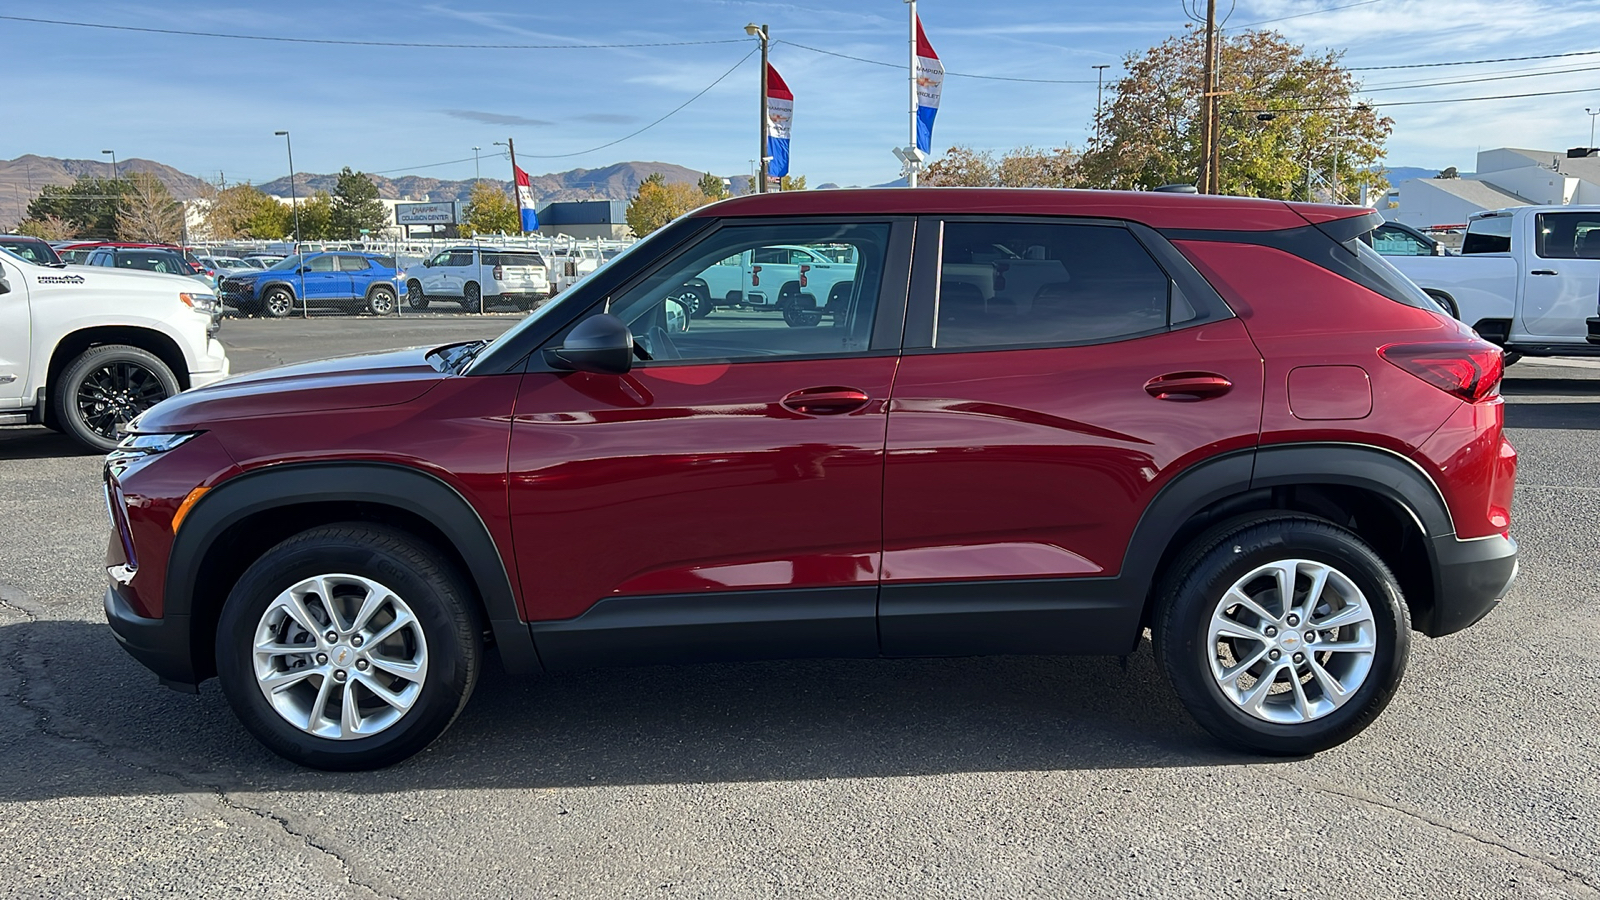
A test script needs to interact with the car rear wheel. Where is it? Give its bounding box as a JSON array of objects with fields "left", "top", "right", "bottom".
[
  {"left": 215, "top": 524, "right": 483, "bottom": 771},
  {"left": 462, "top": 282, "right": 483, "bottom": 313},
  {"left": 367, "top": 286, "right": 397, "bottom": 316},
  {"left": 263, "top": 286, "right": 295, "bottom": 318},
  {"left": 406, "top": 281, "right": 429, "bottom": 310},
  {"left": 53, "top": 344, "right": 181, "bottom": 452},
  {"left": 1154, "top": 515, "right": 1409, "bottom": 756}
]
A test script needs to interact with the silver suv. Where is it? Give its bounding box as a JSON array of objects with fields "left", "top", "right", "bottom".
[{"left": 403, "top": 246, "right": 550, "bottom": 312}]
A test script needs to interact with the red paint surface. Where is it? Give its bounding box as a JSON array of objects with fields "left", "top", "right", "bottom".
[
  {"left": 1287, "top": 366, "right": 1373, "bottom": 421},
  {"left": 882, "top": 320, "right": 1265, "bottom": 582}
]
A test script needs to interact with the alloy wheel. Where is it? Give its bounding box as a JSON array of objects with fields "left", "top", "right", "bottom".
[{"left": 74, "top": 360, "right": 169, "bottom": 442}]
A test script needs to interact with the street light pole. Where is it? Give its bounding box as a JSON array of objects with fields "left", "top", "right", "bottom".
[
  {"left": 273, "top": 131, "right": 301, "bottom": 247},
  {"left": 746, "top": 23, "right": 770, "bottom": 193},
  {"left": 473, "top": 146, "right": 482, "bottom": 183},
  {"left": 1092, "top": 65, "right": 1110, "bottom": 146},
  {"left": 101, "top": 149, "right": 116, "bottom": 180},
  {"left": 1587, "top": 108, "right": 1599, "bottom": 149}
]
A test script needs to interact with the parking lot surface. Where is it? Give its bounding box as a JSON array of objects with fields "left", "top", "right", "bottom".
[{"left": 2, "top": 319, "right": 1597, "bottom": 898}]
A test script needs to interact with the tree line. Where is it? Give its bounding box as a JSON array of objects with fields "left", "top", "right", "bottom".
[{"left": 17, "top": 167, "right": 391, "bottom": 243}]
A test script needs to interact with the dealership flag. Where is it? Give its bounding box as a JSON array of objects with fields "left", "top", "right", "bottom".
[
  {"left": 766, "top": 63, "right": 793, "bottom": 179},
  {"left": 913, "top": 15, "right": 944, "bottom": 154},
  {"left": 514, "top": 165, "right": 539, "bottom": 232}
]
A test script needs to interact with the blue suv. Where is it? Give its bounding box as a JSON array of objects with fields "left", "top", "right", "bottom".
[{"left": 218, "top": 252, "right": 400, "bottom": 317}]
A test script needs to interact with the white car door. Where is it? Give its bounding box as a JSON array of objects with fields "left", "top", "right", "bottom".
[
  {"left": 1520, "top": 211, "right": 1600, "bottom": 341},
  {"left": 422, "top": 250, "right": 454, "bottom": 296},
  {"left": 0, "top": 257, "right": 33, "bottom": 408}
]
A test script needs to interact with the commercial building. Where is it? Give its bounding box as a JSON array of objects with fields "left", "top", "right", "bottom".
[{"left": 1386, "top": 147, "right": 1600, "bottom": 228}]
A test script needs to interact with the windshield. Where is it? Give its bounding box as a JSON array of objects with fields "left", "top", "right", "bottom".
[
  {"left": 0, "top": 238, "right": 62, "bottom": 265},
  {"left": 267, "top": 254, "right": 303, "bottom": 272}
]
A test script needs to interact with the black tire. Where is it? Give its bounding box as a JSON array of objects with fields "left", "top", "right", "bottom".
[
  {"left": 462, "top": 282, "right": 483, "bottom": 313},
  {"left": 53, "top": 344, "right": 181, "bottom": 452},
  {"left": 1153, "top": 515, "right": 1410, "bottom": 756},
  {"left": 262, "top": 286, "right": 295, "bottom": 318},
  {"left": 366, "top": 285, "right": 397, "bottom": 316},
  {"left": 406, "top": 281, "right": 429, "bottom": 310},
  {"left": 215, "top": 524, "right": 483, "bottom": 771},
  {"left": 1503, "top": 351, "right": 1522, "bottom": 367},
  {"left": 1425, "top": 290, "right": 1459, "bottom": 320},
  {"left": 686, "top": 285, "right": 714, "bottom": 318}
]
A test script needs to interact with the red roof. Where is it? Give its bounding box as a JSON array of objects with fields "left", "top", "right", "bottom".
[{"left": 697, "top": 188, "right": 1367, "bottom": 232}]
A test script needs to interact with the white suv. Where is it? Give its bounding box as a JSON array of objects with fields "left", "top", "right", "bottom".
[
  {"left": 403, "top": 247, "right": 550, "bottom": 312},
  {"left": 0, "top": 248, "right": 230, "bottom": 451}
]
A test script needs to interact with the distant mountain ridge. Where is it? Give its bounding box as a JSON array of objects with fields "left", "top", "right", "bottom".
[{"left": 0, "top": 154, "right": 214, "bottom": 228}]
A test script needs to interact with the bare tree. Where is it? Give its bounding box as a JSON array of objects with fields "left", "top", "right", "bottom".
[{"left": 116, "top": 173, "right": 184, "bottom": 243}]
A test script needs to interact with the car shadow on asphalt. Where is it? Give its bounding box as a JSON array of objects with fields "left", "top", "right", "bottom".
[
  {"left": 0, "top": 619, "right": 1257, "bottom": 801},
  {"left": 1503, "top": 402, "right": 1600, "bottom": 431},
  {"left": 0, "top": 427, "right": 101, "bottom": 460},
  {"left": 1501, "top": 376, "right": 1600, "bottom": 396}
]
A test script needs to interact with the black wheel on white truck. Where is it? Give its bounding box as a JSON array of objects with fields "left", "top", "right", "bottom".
[{"left": 54, "top": 344, "right": 181, "bottom": 452}]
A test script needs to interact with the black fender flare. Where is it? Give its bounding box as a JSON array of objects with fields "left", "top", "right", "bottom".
[
  {"left": 258, "top": 279, "right": 297, "bottom": 300},
  {"left": 167, "top": 462, "right": 539, "bottom": 674}
]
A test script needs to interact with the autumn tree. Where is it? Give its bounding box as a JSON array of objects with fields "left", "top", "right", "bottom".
[
  {"left": 21, "top": 175, "right": 135, "bottom": 239},
  {"left": 777, "top": 174, "right": 807, "bottom": 191},
  {"left": 1080, "top": 26, "right": 1391, "bottom": 201},
  {"left": 625, "top": 173, "right": 706, "bottom": 236},
  {"left": 15, "top": 216, "right": 74, "bottom": 240},
  {"left": 926, "top": 145, "right": 1082, "bottom": 188},
  {"left": 697, "top": 172, "right": 728, "bottom": 200},
  {"left": 201, "top": 182, "right": 290, "bottom": 240},
  {"left": 328, "top": 167, "right": 387, "bottom": 238},
  {"left": 460, "top": 181, "right": 519, "bottom": 236},
  {"left": 295, "top": 191, "right": 335, "bottom": 241},
  {"left": 116, "top": 173, "right": 184, "bottom": 243}
]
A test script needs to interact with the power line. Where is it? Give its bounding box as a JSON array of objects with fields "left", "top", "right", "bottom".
[
  {"left": 1234, "top": 0, "right": 1385, "bottom": 28},
  {"left": 1351, "top": 48, "right": 1600, "bottom": 71},
  {"left": 0, "top": 14, "right": 745, "bottom": 49},
  {"left": 1252, "top": 84, "right": 1600, "bottom": 113},
  {"left": 1362, "top": 62, "right": 1600, "bottom": 92},
  {"left": 774, "top": 39, "right": 1099, "bottom": 84}
]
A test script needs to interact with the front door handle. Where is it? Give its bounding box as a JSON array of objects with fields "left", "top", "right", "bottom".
[
  {"left": 1531, "top": 269, "right": 1558, "bottom": 276},
  {"left": 1145, "top": 372, "right": 1233, "bottom": 402},
  {"left": 781, "top": 386, "right": 870, "bottom": 415}
]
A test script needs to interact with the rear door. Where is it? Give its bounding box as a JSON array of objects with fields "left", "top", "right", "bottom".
[
  {"left": 337, "top": 255, "right": 375, "bottom": 299},
  {"left": 879, "top": 217, "right": 1264, "bottom": 657},
  {"left": 1520, "top": 211, "right": 1600, "bottom": 341},
  {"left": 507, "top": 218, "right": 910, "bottom": 667},
  {"left": 298, "top": 254, "right": 348, "bottom": 305}
]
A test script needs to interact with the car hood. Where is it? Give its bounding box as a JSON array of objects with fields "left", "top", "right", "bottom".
[{"left": 136, "top": 347, "right": 447, "bottom": 431}]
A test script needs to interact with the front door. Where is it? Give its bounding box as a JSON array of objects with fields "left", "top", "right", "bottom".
[
  {"left": 0, "top": 257, "right": 31, "bottom": 408},
  {"left": 507, "top": 219, "right": 910, "bottom": 668},
  {"left": 298, "top": 255, "right": 349, "bottom": 306},
  {"left": 880, "top": 217, "right": 1264, "bottom": 656},
  {"left": 1521, "top": 211, "right": 1600, "bottom": 341}
]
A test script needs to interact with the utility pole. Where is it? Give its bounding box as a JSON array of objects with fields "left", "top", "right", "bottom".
[
  {"left": 1093, "top": 65, "right": 1110, "bottom": 146},
  {"left": 746, "top": 23, "right": 770, "bottom": 193},
  {"left": 506, "top": 137, "right": 522, "bottom": 234},
  {"left": 907, "top": 0, "right": 919, "bottom": 187},
  {"left": 1198, "top": 0, "right": 1218, "bottom": 193}
]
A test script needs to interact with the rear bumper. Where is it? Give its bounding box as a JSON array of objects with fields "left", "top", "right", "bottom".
[
  {"left": 1587, "top": 317, "right": 1599, "bottom": 345},
  {"left": 1426, "top": 533, "right": 1518, "bottom": 637},
  {"left": 105, "top": 582, "right": 198, "bottom": 690}
]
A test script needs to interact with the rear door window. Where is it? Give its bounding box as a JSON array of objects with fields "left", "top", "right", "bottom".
[
  {"left": 1534, "top": 212, "right": 1600, "bottom": 259},
  {"left": 337, "top": 256, "right": 372, "bottom": 271},
  {"left": 933, "top": 221, "right": 1177, "bottom": 349},
  {"left": 446, "top": 250, "right": 476, "bottom": 268}
]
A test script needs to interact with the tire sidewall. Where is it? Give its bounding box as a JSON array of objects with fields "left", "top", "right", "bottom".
[
  {"left": 407, "top": 281, "right": 428, "bottom": 310},
  {"left": 263, "top": 287, "right": 294, "bottom": 318},
  {"left": 1159, "top": 521, "right": 1410, "bottom": 755},
  {"left": 54, "top": 345, "right": 180, "bottom": 452},
  {"left": 367, "top": 286, "right": 396, "bottom": 316},
  {"left": 215, "top": 528, "right": 478, "bottom": 770}
]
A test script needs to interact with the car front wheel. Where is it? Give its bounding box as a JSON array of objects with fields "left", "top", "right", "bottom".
[
  {"left": 1154, "top": 516, "right": 1409, "bottom": 756},
  {"left": 53, "top": 344, "right": 181, "bottom": 452},
  {"left": 263, "top": 286, "right": 295, "bottom": 318},
  {"left": 215, "top": 524, "right": 483, "bottom": 770},
  {"left": 406, "top": 281, "right": 429, "bottom": 310}
]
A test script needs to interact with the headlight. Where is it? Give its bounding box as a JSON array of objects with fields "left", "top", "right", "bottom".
[
  {"left": 115, "top": 431, "right": 200, "bottom": 454},
  {"left": 180, "top": 292, "right": 217, "bottom": 314}
]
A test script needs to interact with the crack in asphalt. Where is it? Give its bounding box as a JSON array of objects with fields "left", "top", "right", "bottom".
[
  {"left": 1269, "top": 772, "right": 1600, "bottom": 893},
  {"left": 0, "top": 585, "right": 402, "bottom": 900}
]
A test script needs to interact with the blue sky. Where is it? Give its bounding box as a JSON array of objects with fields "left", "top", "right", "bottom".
[{"left": 7, "top": 0, "right": 1600, "bottom": 188}]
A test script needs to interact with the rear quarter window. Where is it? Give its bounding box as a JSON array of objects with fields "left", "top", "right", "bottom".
[{"left": 1462, "top": 216, "right": 1513, "bottom": 254}]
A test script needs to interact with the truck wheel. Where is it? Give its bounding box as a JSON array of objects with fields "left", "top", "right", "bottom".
[
  {"left": 215, "top": 523, "right": 483, "bottom": 771},
  {"left": 263, "top": 286, "right": 295, "bottom": 318},
  {"left": 462, "top": 283, "right": 483, "bottom": 313},
  {"left": 53, "top": 344, "right": 181, "bottom": 452},
  {"left": 406, "top": 281, "right": 429, "bottom": 310},
  {"left": 366, "top": 286, "right": 397, "bottom": 316},
  {"left": 1424, "top": 290, "right": 1459, "bottom": 320},
  {"left": 1154, "top": 515, "right": 1409, "bottom": 756}
]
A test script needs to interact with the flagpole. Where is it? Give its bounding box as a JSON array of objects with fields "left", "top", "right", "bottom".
[
  {"left": 506, "top": 137, "right": 523, "bottom": 235},
  {"left": 907, "top": 0, "right": 918, "bottom": 188}
]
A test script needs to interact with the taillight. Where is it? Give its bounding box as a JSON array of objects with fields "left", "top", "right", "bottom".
[
  {"left": 493, "top": 265, "right": 504, "bottom": 281},
  {"left": 1379, "top": 341, "right": 1503, "bottom": 403}
]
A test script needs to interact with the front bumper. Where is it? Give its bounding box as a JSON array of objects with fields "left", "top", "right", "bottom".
[
  {"left": 188, "top": 338, "right": 231, "bottom": 389},
  {"left": 105, "top": 582, "right": 198, "bottom": 690},
  {"left": 1426, "top": 533, "right": 1518, "bottom": 637}
]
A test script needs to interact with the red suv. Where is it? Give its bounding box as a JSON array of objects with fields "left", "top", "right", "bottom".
[{"left": 104, "top": 189, "right": 1518, "bottom": 770}]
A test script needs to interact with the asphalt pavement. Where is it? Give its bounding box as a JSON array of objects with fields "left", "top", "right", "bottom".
[{"left": 1, "top": 319, "right": 1597, "bottom": 899}]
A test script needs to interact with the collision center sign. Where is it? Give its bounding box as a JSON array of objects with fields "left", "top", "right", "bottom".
[{"left": 395, "top": 202, "right": 458, "bottom": 225}]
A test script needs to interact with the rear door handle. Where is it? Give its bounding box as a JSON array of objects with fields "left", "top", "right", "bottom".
[
  {"left": 1531, "top": 269, "right": 1558, "bottom": 276},
  {"left": 1144, "top": 373, "right": 1233, "bottom": 402},
  {"left": 781, "top": 386, "right": 871, "bottom": 415}
]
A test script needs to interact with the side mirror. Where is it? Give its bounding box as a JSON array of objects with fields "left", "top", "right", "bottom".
[
  {"left": 545, "top": 313, "right": 633, "bottom": 375},
  {"left": 0, "top": 274, "right": 9, "bottom": 295},
  {"left": 663, "top": 297, "right": 690, "bottom": 334},
  {"left": 298, "top": 266, "right": 310, "bottom": 274}
]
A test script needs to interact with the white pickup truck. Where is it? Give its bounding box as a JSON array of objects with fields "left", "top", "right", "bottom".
[
  {"left": 686, "top": 244, "right": 859, "bottom": 327},
  {"left": 1388, "top": 206, "right": 1600, "bottom": 359},
  {"left": 0, "top": 248, "right": 230, "bottom": 451}
]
